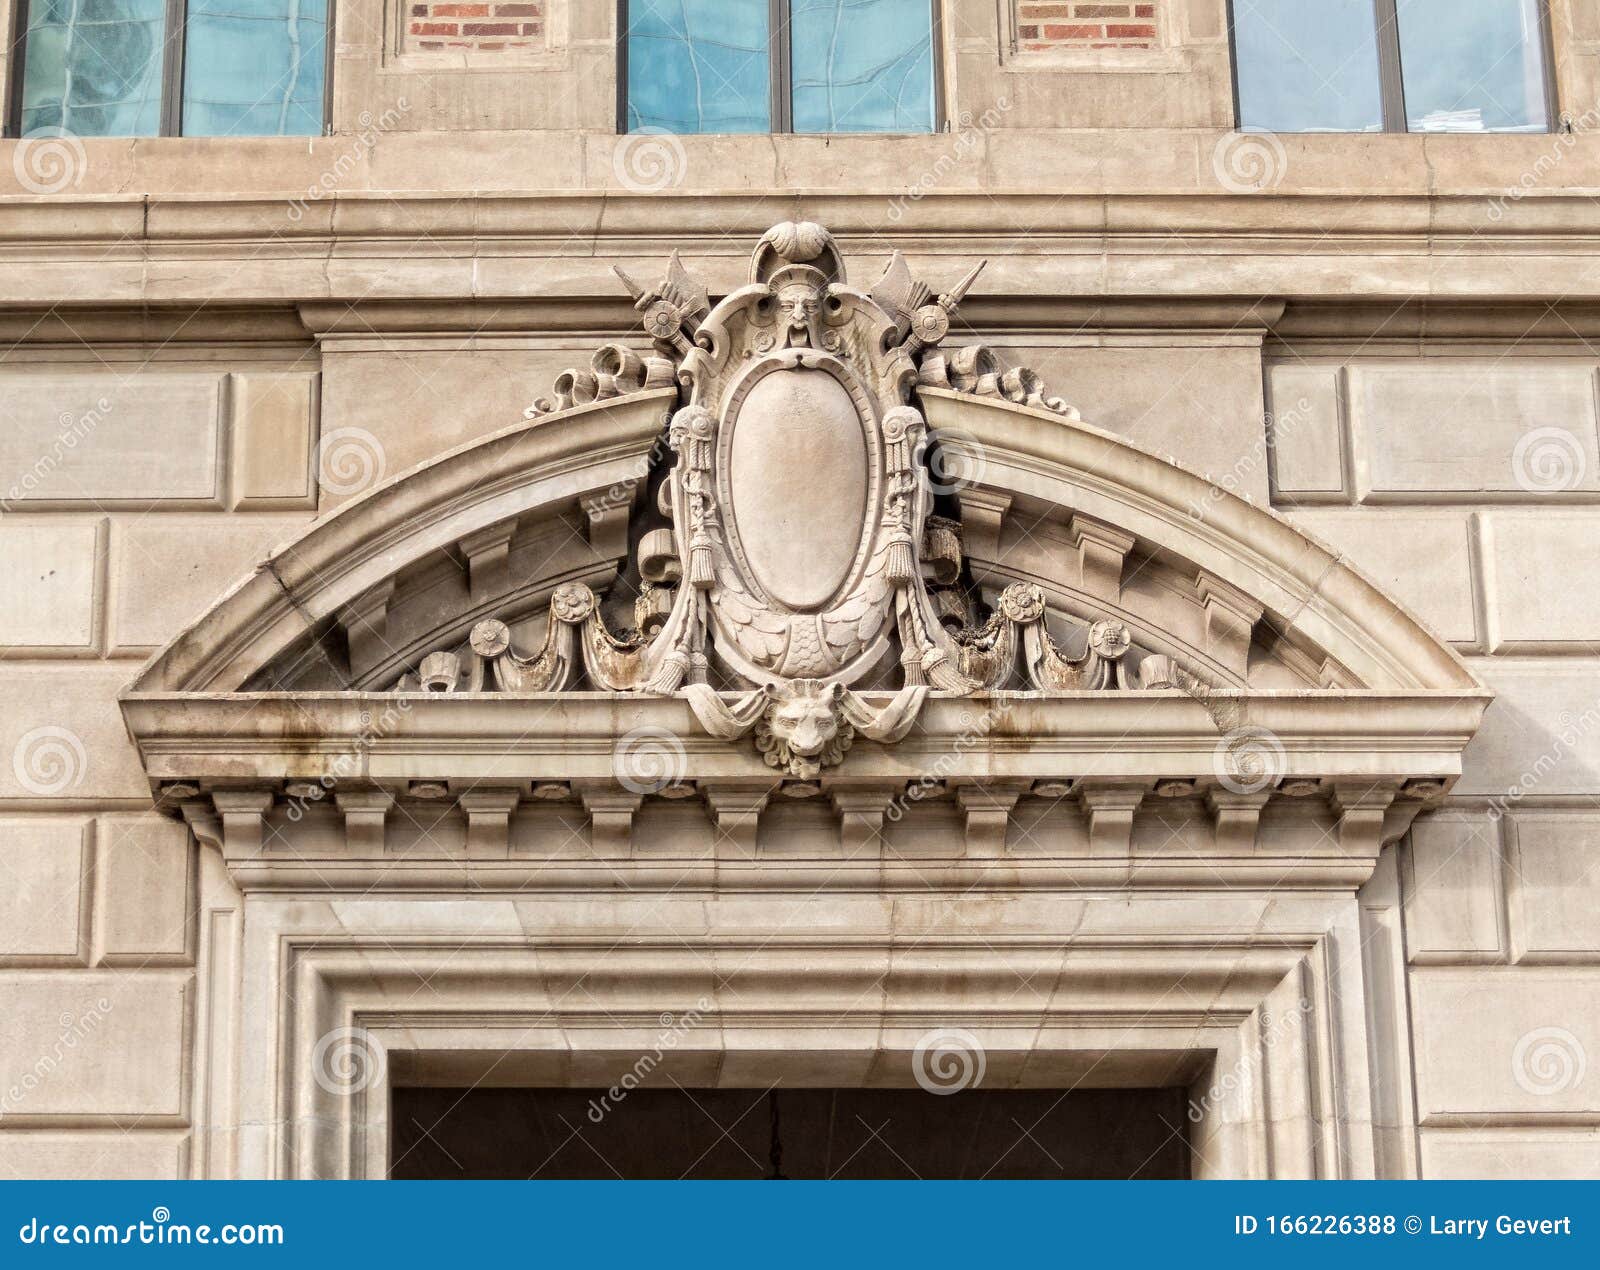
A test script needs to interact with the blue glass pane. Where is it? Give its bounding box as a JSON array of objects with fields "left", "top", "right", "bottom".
[
  {"left": 20, "top": 0, "right": 165, "bottom": 136},
  {"left": 181, "top": 0, "right": 328, "bottom": 136},
  {"left": 626, "top": 0, "right": 770, "bottom": 134},
  {"left": 1232, "top": 0, "right": 1383, "bottom": 132},
  {"left": 791, "top": 0, "right": 934, "bottom": 133},
  {"left": 1398, "top": 0, "right": 1548, "bottom": 132}
]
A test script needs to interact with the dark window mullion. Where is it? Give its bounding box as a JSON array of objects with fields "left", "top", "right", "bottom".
[
  {"left": 6, "top": 0, "right": 29, "bottom": 137},
  {"left": 1373, "top": 0, "right": 1408, "bottom": 133},
  {"left": 160, "top": 0, "right": 188, "bottom": 135},
  {"left": 771, "top": 0, "right": 792, "bottom": 133},
  {"left": 1537, "top": 0, "right": 1561, "bottom": 130}
]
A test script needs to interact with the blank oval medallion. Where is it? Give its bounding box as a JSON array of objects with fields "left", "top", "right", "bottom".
[{"left": 727, "top": 368, "right": 868, "bottom": 611}]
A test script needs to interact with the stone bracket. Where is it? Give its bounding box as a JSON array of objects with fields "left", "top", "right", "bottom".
[
  {"left": 956, "top": 782, "right": 1028, "bottom": 858},
  {"left": 1077, "top": 781, "right": 1152, "bottom": 858},
  {"left": 210, "top": 790, "right": 274, "bottom": 863},
  {"left": 579, "top": 787, "right": 643, "bottom": 856},
  {"left": 335, "top": 790, "right": 393, "bottom": 853},
  {"left": 1071, "top": 514, "right": 1136, "bottom": 603},
  {"left": 458, "top": 787, "right": 523, "bottom": 858},
  {"left": 831, "top": 787, "right": 900, "bottom": 857},
  {"left": 1205, "top": 789, "right": 1272, "bottom": 853},
  {"left": 457, "top": 522, "right": 517, "bottom": 605},
  {"left": 702, "top": 785, "right": 771, "bottom": 860}
]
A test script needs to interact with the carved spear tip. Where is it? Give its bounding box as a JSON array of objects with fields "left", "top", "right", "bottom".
[
  {"left": 940, "top": 260, "right": 986, "bottom": 311},
  {"left": 612, "top": 264, "right": 643, "bottom": 296}
]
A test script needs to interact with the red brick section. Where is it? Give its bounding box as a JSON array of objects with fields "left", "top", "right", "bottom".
[
  {"left": 1016, "top": 0, "right": 1158, "bottom": 50},
  {"left": 407, "top": 0, "right": 542, "bottom": 51}
]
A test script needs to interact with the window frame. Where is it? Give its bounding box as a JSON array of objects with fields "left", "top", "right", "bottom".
[
  {"left": 6, "top": 0, "right": 336, "bottom": 139},
  {"left": 616, "top": 0, "right": 945, "bottom": 136},
  {"left": 1226, "top": 0, "right": 1560, "bottom": 135}
]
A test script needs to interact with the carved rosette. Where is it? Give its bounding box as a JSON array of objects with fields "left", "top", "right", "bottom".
[{"left": 399, "top": 223, "right": 1200, "bottom": 777}]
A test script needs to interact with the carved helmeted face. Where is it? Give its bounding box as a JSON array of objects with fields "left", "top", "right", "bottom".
[{"left": 766, "top": 682, "right": 842, "bottom": 757}]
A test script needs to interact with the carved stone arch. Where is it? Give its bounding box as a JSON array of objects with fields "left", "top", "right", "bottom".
[
  {"left": 125, "top": 227, "right": 1487, "bottom": 798},
  {"left": 123, "top": 223, "right": 1496, "bottom": 1182}
]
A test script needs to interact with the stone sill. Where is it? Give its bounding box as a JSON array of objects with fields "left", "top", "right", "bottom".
[{"left": 0, "top": 129, "right": 1594, "bottom": 203}]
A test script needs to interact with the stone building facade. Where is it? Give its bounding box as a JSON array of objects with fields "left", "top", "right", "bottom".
[{"left": 1, "top": 0, "right": 1598, "bottom": 1179}]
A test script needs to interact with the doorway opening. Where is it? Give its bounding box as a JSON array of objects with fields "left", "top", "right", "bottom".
[{"left": 389, "top": 1086, "right": 1191, "bottom": 1179}]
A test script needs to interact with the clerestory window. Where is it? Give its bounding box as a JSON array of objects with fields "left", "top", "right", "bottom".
[
  {"left": 622, "top": 0, "right": 941, "bottom": 135},
  {"left": 1230, "top": 0, "right": 1555, "bottom": 134},
  {"left": 10, "top": 0, "right": 330, "bottom": 137}
]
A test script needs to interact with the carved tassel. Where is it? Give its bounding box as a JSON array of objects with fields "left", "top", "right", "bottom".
[
  {"left": 881, "top": 406, "right": 923, "bottom": 588},
  {"left": 688, "top": 531, "right": 715, "bottom": 588},
  {"left": 885, "top": 533, "right": 916, "bottom": 586},
  {"left": 646, "top": 649, "right": 690, "bottom": 694}
]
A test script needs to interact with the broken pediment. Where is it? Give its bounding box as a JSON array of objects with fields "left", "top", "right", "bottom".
[{"left": 122, "top": 222, "right": 1489, "bottom": 872}]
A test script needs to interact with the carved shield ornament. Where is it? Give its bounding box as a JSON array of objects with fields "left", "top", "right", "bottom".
[{"left": 405, "top": 222, "right": 1161, "bottom": 777}]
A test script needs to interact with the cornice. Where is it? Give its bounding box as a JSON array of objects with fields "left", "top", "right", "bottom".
[{"left": 121, "top": 688, "right": 1491, "bottom": 789}]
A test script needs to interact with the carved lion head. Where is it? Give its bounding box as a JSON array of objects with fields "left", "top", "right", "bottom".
[
  {"left": 766, "top": 680, "right": 843, "bottom": 757},
  {"left": 752, "top": 680, "right": 856, "bottom": 779}
]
